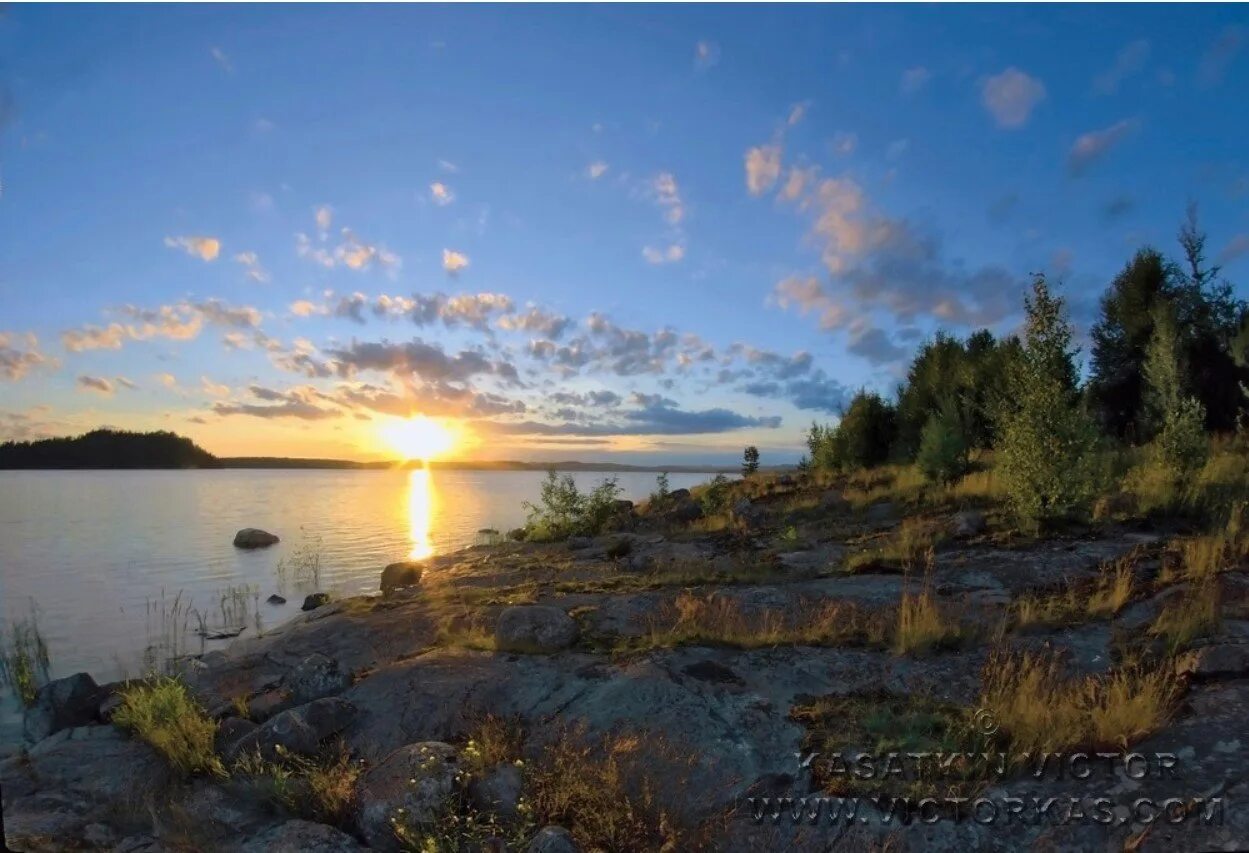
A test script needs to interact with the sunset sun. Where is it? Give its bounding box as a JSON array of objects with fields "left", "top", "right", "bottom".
[{"left": 379, "top": 416, "right": 458, "bottom": 462}]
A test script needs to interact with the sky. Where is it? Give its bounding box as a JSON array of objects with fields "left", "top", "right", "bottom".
[{"left": 1, "top": 5, "right": 1247, "bottom": 465}]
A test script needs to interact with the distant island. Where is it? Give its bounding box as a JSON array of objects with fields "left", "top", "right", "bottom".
[{"left": 0, "top": 429, "right": 742, "bottom": 473}]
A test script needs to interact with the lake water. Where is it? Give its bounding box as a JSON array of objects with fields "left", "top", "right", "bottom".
[{"left": 0, "top": 468, "right": 711, "bottom": 715}]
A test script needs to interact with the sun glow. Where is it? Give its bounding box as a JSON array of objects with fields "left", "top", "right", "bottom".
[
  {"left": 380, "top": 415, "right": 458, "bottom": 462},
  {"left": 407, "top": 467, "right": 435, "bottom": 559}
]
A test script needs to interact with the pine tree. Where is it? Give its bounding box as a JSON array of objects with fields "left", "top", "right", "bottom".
[{"left": 741, "top": 446, "right": 760, "bottom": 477}]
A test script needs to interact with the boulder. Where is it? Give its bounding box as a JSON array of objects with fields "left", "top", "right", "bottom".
[
  {"left": 248, "top": 688, "right": 293, "bottom": 722},
  {"left": 233, "top": 528, "right": 280, "bottom": 549},
  {"left": 669, "top": 488, "right": 692, "bottom": 502},
  {"left": 952, "top": 510, "right": 987, "bottom": 538},
  {"left": 23, "top": 673, "right": 101, "bottom": 743},
  {"left": 527, "top": 826, "right": 581, "bottom": 853},
  {"left": 302, "top": 592, "right": 332, "bottom": 611},
  {"left": 626, "top": 553, "right": 655, "bottom": 573},
  {"left": 494, "top": 606, "right": 578, "bottom": 653},
  {"left": 286, "top": 654, "right": 351, "bottom": 703},
  {"left": 215, "top": 717, "right": 258, "bottom": 758},
  {"left": 228, "top": 697, "right": 356, "bottom": 762},
  {"left": 380, "top": 561, "right": 423, "bottom": 595},
  {"left": 240, "top": 819, "right": 365, "bottom": 852},
  {"left": 266, "top": 594, "right": 287, "bottom": 605},
  {"left": 729, "top": 498, "right": 766, "bottom": 534},
  {"left": 669, "top": 498, "right": 704, "bottom": 523},
  {"left": 468, "top": 763, "right": 524, "bottom": 818},
  {"left": 507, "top": 528, "right": 527, "bottom": 542},
  {"left": 567, "top": 536, "right": 595, "bottom": 551},
  {"left": 355, "top": 742, "right": 463, "bottom": 851}
]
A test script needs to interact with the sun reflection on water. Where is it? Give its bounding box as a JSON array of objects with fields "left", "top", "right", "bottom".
[{"left": 408, "top": 466, "right": 436, "bottom": 559}]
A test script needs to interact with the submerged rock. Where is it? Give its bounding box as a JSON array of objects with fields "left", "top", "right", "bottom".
[
  {"left": 23, "top": 673, "right": 101, "bottom": 744},
  {"left": 381, "top": 561, "right": 423, "bottom": 594},
  {"left": 266, "top": 594, "right": 286, "bottom": 605},
  {"left": 233, "top": 528, "right": 280, "bottom": 549},
  {"left": 495, "top": 605, "right": 578, "bottom": 653},
  {"left": 302, "top": 592, "right": 332, "bottom": 611}
]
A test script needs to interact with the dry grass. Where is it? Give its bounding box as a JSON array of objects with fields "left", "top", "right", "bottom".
[
  {"left": 979, "top": 650, "right": 1181, "bottom": 754},
  {"left": 525, "top": 725, "right": 708, "bottom": 852},
  {"left": 234, "top": 743, "right": 362, "bottom": 828},
  {"left": 893, "top": 586, "right": 963, "bottom": 656},
  {"left": 1014, "top": 553, "right": 1138, "bottom": 627},
  {"left": 1149, "top": 579, "right": 1222, "bottom": 654},
  {"left": 643, "top": 591, "right": 890, "bottom": 650},
  {"left": 111, "top": 677, "right": 225, "bottom": 778},
  {"left": 435, "top": 610, "right": 497, "bottom": 651},
  {"left": 461, "top": 713, "right": 525, "bottom": 772}
]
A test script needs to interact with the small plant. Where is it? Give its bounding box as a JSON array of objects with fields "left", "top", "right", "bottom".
[
  {"left": 1149, "top": 579, "right": 1222, "bottom": 654},
  {"left": 111, "top": 677, "right": 225, "bottom": 778},
  {"left": 276, "top": 529, "right": 324, "bottom": 593},
  {"left": 698, "top": 474, "right": 732, "bottom": 516},
  {"left": 0, "top": 603, "right": 51, "bottom": 706},
  {"left": 234, "top": 743, "right": 361, "bottom": 827},
  {"left": 649, "top": 472, "right": 671, "bottom": 511},
  {"left": 893, "top": 585, "right": 962, "bottom": 655}
]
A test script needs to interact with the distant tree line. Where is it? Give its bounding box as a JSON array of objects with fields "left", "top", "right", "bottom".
[
  {"left": 0, "top": 429, "right": 218, "bottom": 469},
  {"left": 802, "top": 207, "right": 1249, "bottom": 528}
]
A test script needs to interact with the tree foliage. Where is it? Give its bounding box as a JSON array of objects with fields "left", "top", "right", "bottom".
[
  {"left": 0, "top": 429, "right": 217, "bottom": 469},
  {"left": 523, "top": 471, "right": 623, "bottom": 540},
  {"left": 996, "top": 276, "right": 1101, "bottom": 529},
  {"left": 741, "top": 446, "right": 760, "bottom": 477},
  {"left": 916, "top": 406, "right": 970, "bottom": 485}
]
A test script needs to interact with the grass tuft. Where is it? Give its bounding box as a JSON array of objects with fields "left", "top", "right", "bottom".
[{"left": 112, "top": 677, "right": 225, "bottom": 778}]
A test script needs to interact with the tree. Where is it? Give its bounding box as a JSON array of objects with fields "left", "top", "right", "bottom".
[
  {"left": 1086, "top": 248, "right": 1174, "bottom": 440},
  {"left": 996, "top": 276, "right": 1100, "bottom": 530},
  {"left": 741, "top": 446, "right": 760, "bottom": 477},
  {"left": 1144, "top": 302, "right": 1207, "bottom": 474},
  {"left": 806, "top": 390, "right": 897, "bottom": 471},
  {"left": 916, "top": 405, "right": 970, "bottom": 485}
]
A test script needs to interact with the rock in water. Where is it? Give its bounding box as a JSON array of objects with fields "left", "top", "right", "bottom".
[
  {"left": 380, "top": 561, "right": 423, "bottom": 595},
  {"left": 301, "top": 592, "right": 331, "bottom": 611},
  {"left": 233, "top": 528, "right": 280, "bottom": 549},
  {"left": 23, "top": 673, "right": 102, "bottom": 744},
  {"left": 494, "top": 605, "right": 578, "bottom": 653},
  {"left": 356, "top": 742, "right": 462, "bottom": 851},
  {"left": 266, "top": 594, "right": 286, "bottom": 605}
]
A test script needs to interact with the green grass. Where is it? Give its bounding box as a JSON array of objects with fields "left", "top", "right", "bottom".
[
  {"left": 111, "top": 677, "right": 225, "bottom": 778},
  {"left": 0, "top": 605, "right": 51, "bottom": 706}
]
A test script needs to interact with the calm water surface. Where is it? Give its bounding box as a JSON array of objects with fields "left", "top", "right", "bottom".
[{"left": 0, "top": 468, "right": 710, "bottom": 731}]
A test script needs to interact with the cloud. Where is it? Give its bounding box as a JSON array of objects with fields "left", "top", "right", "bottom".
[
  {"left": 1068, "top": 118, "right": 1139, "bottom": 176},
  {"left": 1198, "top": 25, "right": 1244, "bottom": 87},
  {"left": 233, "top": 251, "right": 270, "bottom": 283},
  {"left": 496, "top": 306, "right": 572, "bottom": 340},
  {"left": 213, "top": 385, "right": 341, "bottom": 420},
  {"left": 981, "top": 67, "right": 1046, "bottom": 128},
  {"left": 1103, "top": 195, "right": 1135, "bottom": 221},
  {"left": 885, "top": 139, "right": 910, "bottom": 161},
  {"left": 586, "top": 161, "right": 609, "bottom": 180},
  {"left": 76, "top": 375, "right": 115, "bottom": 395},
  {"left": 651, "top": 173, "right": 684, "bottom": 226},
  {"left": 1093, "top": 39, "right": 1150, "bottom": 94},
  {"left": 745, "top": 145, "right": 782, "bottom": 195},
  {"left": 1219, "top": 233, "right": 1249, "bottom": 264},
  {"left": 296, "top": 221, "right": 400, "bottom": 273},
  {"left": 324, "top": 338, "right": 513, "bottom": 385},
  {"left": 201, "top": 377, "right": 231, "bottom": 398},
  {"left": 0, "top": 332, "right": 51, "bottom": 381},
  {"left": 900, "top": 66, "right": 931, "bottom": 95},
  {"left": 831, "top": 131, "right": 858, "bottom": 157},
  {"left": 115, "top": 376, "right": 138, "bottom": 391},
  {"left": 787, "top": 102, "right": 809, "bottom": 127},
  {"left": 429, "top": 182, "right": 455, "bottom": 205},
  {"left": 163, "top": 235, "right": 220, "bottom": 261},
  {"left": 290, "top": 299, "right": 323, "bottom": 318},
  {"left": 442, "top": 249, "right": 470, "bottom": 275},
  {"left": 315, "top": 205, "right": 333, "bottom": 234},
  {"left": 61, "top": 299, "right": 261, "bottom": 352},
  {"left": 642, "top": 244, "right": 685, "bottom": 265},
  {"left": 210, "top": 46, "right": 233, "bottom": 74},
  {"left": 694, "top": 40, "right": 720, "bottom": 69}
]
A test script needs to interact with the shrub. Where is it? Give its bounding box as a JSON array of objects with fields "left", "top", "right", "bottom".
[
  {"left": 916, "top": 407, "right": 970, "bottom": 485},
  {"left": 234, "top": 743, "right": 361, "bottom": 828},
  {"left": 698, "top": 474, "right": 732, "bottom": 516},
  {"left": 649, "top": 472, "right": 671, "bottom": 511},
  {"left": 1150, "top": 579, "right": 1221, "bottom": 654},
  {"left": 741, "top": 446, "right": 760, "bottom": 477},
  {"left": 111, "top": 677, "right": 224, "bottom": 778},
  {"left": 894, "top": 587, "right": 962, "bottom": 655},
  {"left": 996, "top": 277, "right": 1100, "bottom": 530},
  {"left": 523, "top": 471, "right": 623, "bottom": 541}
]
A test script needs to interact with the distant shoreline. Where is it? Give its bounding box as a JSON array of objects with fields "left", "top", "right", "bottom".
[{"left": 0, "top": 458, "right": 744, "bottom": 474}]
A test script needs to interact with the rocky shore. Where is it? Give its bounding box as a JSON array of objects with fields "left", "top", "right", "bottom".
[{"left": 4, "top": 471, "right": 1249, "bottom": 851}]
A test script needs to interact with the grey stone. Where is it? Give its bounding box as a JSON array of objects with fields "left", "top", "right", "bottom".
[
  {"left": 494, "top": 605, "right": 578, "bottom": 653},
  {"left": 23, "top": 672, "right": 101, "bottom": 743},
  {"left": 267, "top": 594, "right": 287, "bottom": 605},
  {"left": 216, "top": 716, "right": 258, "bottom": 759},
  {"left": 669, "top": 497, "right": 704, "bottom": 523},
  {"left": 286, "top": 653, "right": 351, "bottom": 703},
  {"left": 380, "top": 561, "right": 423, "bottom": 595},
  {"left": 818, "top": 490, "right": 851, "bottom": 514},
  {"left": 730, "top": 498, "right": 766, "bottom": 533},
  {"left": 240, "top": 819, "right": 365, "bottom": 851},
  {"left": 1177, "top": 644, "right": 1249, "bottom": 678},
  {"left": 952, "top": 510, "right": 987, "bottom": 537},
  {"left": 567, "top": 536, "right": 594, "bottom": 550},
  {"left": 234, "top": 528, "right": 280, "bottom": 548},
  {"left": 230, "top": 697, "right": 356, "bottom": 761},
  {"left": 302, "top": 592, "right": 332, "bottom": 611},
  {"left": 468, "top": 763, "right": 524, "bottom": 818},
  {"left": 355, "top": 742, "right": 462, "bottom": 851},
  {"left": 527, "top": 825, "right": 581, "bottom": 853}
]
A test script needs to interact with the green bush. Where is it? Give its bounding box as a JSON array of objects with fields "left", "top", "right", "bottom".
[
  {"left": 523, "top": 471, "right": 623, "bottom": 541},
  {"left": 996, "top": 277, "right": 1100, "bottom": 530},
  {"left": 699, "top": 474, "right": 732, "bottom": 516},
  {"left": 112, "top": 677, "right": 224, "bottom": 778},
  {"left": 649, "top": 472, "right": 671, "bottom": 511},
  {"left": 916, "top": 408, "right": 970, "bottom": 485},
  {"left": 806, "top": 391, "right": 897, "bottom": 472}
]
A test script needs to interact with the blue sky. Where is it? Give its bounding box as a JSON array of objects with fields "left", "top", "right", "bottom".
[{"left": 1, "top": 4, "right": 1247, "bottom": 463}]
